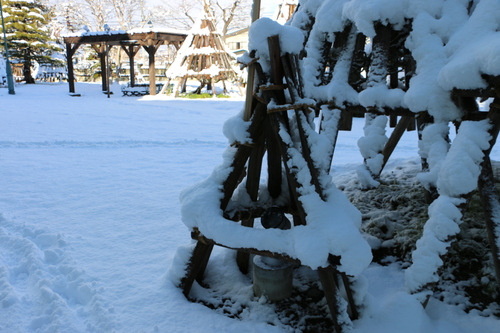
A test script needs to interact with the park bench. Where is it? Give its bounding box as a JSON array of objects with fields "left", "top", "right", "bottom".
[{"left": 121, "top": 83, "right": 164, "bottom": 96}]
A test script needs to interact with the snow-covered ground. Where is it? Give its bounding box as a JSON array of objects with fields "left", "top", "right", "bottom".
[{"left": 1, "top": 82, "right": 499, "bottom": 332}]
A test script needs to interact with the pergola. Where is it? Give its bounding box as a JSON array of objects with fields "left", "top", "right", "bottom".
[{"left": 63, "top": 29, "right": 188, "bottom": 96}]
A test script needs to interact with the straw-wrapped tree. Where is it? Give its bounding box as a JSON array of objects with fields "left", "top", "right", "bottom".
[{"left": 165, "top": 1, "right": 242, "bottom": 96}]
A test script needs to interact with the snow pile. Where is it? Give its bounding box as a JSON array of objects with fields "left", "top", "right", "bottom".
[{"left": 0, "top": 215, "right": 115, "bottom": 332}]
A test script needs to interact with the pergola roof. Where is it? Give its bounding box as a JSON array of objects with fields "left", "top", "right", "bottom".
[{"left": 62, "top": 29, "right": 188, "bottom": 47}]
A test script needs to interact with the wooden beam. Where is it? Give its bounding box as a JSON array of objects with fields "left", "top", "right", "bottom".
[
  {"left": 379, "top": 115, "right": 415, "bottom": 175},
  {"left": 192, "top": 229, "right": 302, "bottom": 265}
]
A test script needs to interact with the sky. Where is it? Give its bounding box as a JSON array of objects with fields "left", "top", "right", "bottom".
[{"left": 145, "top": 0, "right": 282, "bottom": 19}]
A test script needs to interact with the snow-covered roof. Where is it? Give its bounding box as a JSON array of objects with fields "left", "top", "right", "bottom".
[{"left": 61, "top": 27, "right": 188, "bottom": 38}]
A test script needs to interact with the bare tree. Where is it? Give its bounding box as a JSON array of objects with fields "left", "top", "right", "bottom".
[
  {"left": 108, "top": 0, "right": 145, "bottom": 30},
  {"left": 216, "top": 0, "right": 251, "bottom": 39},
  {"left": 55, "top": 0, "right": 112, "bottom": 32},
  {"left": 161, "top": 0, "right": 251, "bottom": 38}
]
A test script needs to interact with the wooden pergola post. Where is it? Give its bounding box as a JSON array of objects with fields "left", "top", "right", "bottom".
[
  {"left": 121, "top": 44, "right": 141, "bottom": 87},
  {"left": 141, "top": 40, "right": 162, "bottom": 95},
  {"left": 92, "top": 43, "right": 111, "bottom": 93},
  {"left": 65, "top": 42, "right": 80, "bottom": 95}
]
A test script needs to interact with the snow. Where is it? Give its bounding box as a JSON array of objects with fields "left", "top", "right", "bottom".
[
  {"left": 406, "top": 120, "right": 493, "bottom": 294},
  {"left": 356, "top": 115, "right": 388, "bottom": 188},
  {"left": 1, "top": 82, "right": 498, "bottom": 332},
  {"left": 247, "top": 17, "right": 304, "bottom": 72}
]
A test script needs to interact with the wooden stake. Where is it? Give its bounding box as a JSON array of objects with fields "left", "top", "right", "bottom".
[
  {"left": 379, "top": 115, "right": 414, "bottom": 175},
  {"left": 478, "top": 156, "right": 500, "bottom": 297},
  {"left": 180, "top": 241, "right": 214, "bottom": 297},
  {"left": 317, "top": 265, "right": 343, "bottom": 333},
  {"left": 243, "top": 0, "right": 262, "bottom": 121},
  {"left": 236, "top": 134, "right": 266, "bottom": 273}
]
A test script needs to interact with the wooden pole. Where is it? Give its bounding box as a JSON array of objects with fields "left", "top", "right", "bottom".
[
  {"left": 317, "top": 266, "right": 343, "bottom": 333},
  {"left": 243, "top": 0, "right": 261, "bottom": 121},
  {"left": 106, "top": 45, "right": 111, "bottom": 98},
  {"left": 478, "top": 97, "right": 500, "bottom": 295},
  {"left": 478, "top": 156, "right": 500, "bottom": 297},
  {"left": 91, "top": 43, "right": 108, "bottom": 92},
  {"left": 236, "top": 129, "right": 266, "bottom": 273},
  {"left": 379, "top": 115, "right": 414, "bottom": 175},
  {"left": 121, "top": 45, "right": 140, "bottom": 87},
  {"left": 66, "top": 42, "right": 80, "bottom": 94},
  {"left": 142, "top": 41, "right": 161, "bottom": 95},
  {"left": 130, "top": 46, "right": 136, "bottom": 87}
]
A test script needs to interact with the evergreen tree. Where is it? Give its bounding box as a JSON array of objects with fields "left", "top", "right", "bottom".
[{"left": 1, "top": 0, "right": 62, "bottom": 83}]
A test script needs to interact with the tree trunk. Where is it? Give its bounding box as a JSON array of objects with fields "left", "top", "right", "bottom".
[{"left": 23, "top": 59, "right": 35, "bottom": 84}]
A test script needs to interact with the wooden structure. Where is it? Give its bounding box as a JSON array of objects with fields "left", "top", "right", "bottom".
[
  {"left": 178, "top": 1, "right": 500, "bottom": 331},
  {"left": 63, "top": 30, "right": 187, "bottom": 96},
  {"left": 165, "top": 7, "right": 241, "bottom": 96},
  {"left": 179, "top": 33, "right": 366, "bottom": 332}
]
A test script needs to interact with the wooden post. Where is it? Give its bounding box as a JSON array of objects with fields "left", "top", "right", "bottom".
[
  {"left": 243, "top": 0, "right": 261, "bottom": 121},
  {"left": 121, "top": 45, "right": 140, "bottom": 87},
  {"left": 478, "top": 156, "right": 500, "bottom": 297},
  {"left": 180, "top": 241, "right": 215, "bottom": 297},
  {"left": 379, "top": 115, "right": 414, "bottom": 175},
  {"left": 92, "top": 43, "right": 109, "bottom": 92},
  {"left": 236, "top": 128, "right": 266, "bottom": 273},
  {"left": 211, "top": 77, "right": 216, "bottom": 97},
  {"left": 66, "top": 42, "right": 80, "bottom": 94},
  {"left": 317, "top": 265, "right": 343, "bottom": 333},
  {"left": 106, "top": 45, "right": 111, "bottom": 98},
  {"left": 220, "top": 103, "right": 268, "bottom": 211},
  {"left": 142, "top": 41, "right": 162, "bottom": 95},
  {"left": 266, "top": 117, "right": 282, "bottom": 198},
  {"left": 478, "top": 97, "right": 500, "bottom": 295}
]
